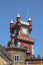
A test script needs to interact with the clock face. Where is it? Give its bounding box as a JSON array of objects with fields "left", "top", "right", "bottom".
[{"left": 22, "top": 28, "right": 28, "bottom": 34}]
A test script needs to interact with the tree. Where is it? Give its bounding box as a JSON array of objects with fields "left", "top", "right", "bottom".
[{"left": 37, "top": 55, "right": 41, "bottom": 59}]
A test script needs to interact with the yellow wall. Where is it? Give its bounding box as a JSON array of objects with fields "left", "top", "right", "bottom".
[
  {"left": 7, "top": 48, "right": 43, "bottom": 65},
  {"left": 1, "top": 48, "right": 43, "bottom": 65},
  {"left": 28, "top": 63, "right": 43, "bottom": 65},
  {"left": 7, "top": 49, "right": 26, "bottom": 65},
  {"left": 0, "top": 56, "right": 9, "bottom": 65}
]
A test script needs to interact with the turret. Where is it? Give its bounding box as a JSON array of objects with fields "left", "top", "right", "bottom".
[
  {"left": 10, "top": 20, "right": 14, "bottom": 44},
  {"left": 28, "top": 17, "right": 32, "bottom": 32},
  {"left": 10, "top": 20, "right": 14, "bottom": 33},
  {"left": 17, "top": 14, "right": 20, "bottom": 23},
  {"left": 8, "top": 15, "right": 34, "bottom": 58}
]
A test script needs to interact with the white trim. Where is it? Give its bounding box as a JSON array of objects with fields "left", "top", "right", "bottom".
[
  {"left": 20, "top": 20, "right": 29, "bottom": 25},
  {"left": 32, "top": 45, "right": 34, "bottom": 55},
  {"left": 14, "top": 55, "right": 20, "bottom": 62},
  {"left": 26, "top": 62, "right": 28, "bottom": 65}
]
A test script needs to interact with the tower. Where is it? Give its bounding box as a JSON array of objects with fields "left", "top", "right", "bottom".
[{"left": 8, "top": 14, "right": 34, "bottom": 58}]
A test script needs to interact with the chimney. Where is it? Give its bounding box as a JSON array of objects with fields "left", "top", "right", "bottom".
[{"left": 17, "top": 14, "right": 20, "bottom": 23}]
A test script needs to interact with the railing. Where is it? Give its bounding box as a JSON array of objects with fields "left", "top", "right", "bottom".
[{"left": 17, "top": 35, "right": 34, "bottom": 43}]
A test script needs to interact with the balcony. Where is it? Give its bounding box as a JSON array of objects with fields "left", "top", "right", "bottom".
[{"left": 17, "top": 36, "right": 34, "bottom": 44}]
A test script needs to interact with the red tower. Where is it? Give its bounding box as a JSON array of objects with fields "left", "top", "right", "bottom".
[{"left": 8, "top": 14, "right": 34, "bottom": 58}]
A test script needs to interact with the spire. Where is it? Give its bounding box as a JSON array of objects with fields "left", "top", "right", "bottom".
[
  {"left": 28, "top": 17, "right": 32, "bottom": 21},
  {"left": 10, "top": 20, "right": 13, "bottom": 23},
  {"left": 17, "top": 13, "right": 20, "bottom": 17},
  {"left": 17, "top": 13, "right": 20, "bottom": 23}
]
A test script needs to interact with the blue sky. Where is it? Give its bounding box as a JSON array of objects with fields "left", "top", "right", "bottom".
[{"left": 0, "top": 0, "right": 43, "bottom": 56}]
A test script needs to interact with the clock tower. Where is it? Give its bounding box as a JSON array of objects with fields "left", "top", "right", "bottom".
[{"left": 8, "top": 14, "right": 34, "bottom": 58}]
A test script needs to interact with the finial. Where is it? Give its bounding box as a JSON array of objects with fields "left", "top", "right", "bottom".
[
  {"left": 17, "top": 13, "right": 20, "bottom": 17},
  {"left": 10, "top": 20, "right": 13, "bottom": 23},
  {"left": 28, "top": 17, "right": 32, "bottom": 21}
]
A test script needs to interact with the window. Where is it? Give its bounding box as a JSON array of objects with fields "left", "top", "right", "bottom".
[
  {"left": 32, "top": 45, "right": 34, "bottom": 55},
  {"left": 24, "top": 45, "right": 28, "bottom": 49},
  {"left": 16, "top": 40, "right": 20, "bottom": 47},
  {"left": 14, "top": 29, "right": 17, "bottom": 35},
  {"left": 14, "top": 55, "right": 20, "bottom": 62},
  {"left": 10, "top": 44, "right": 15, "bottom": 47}
]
